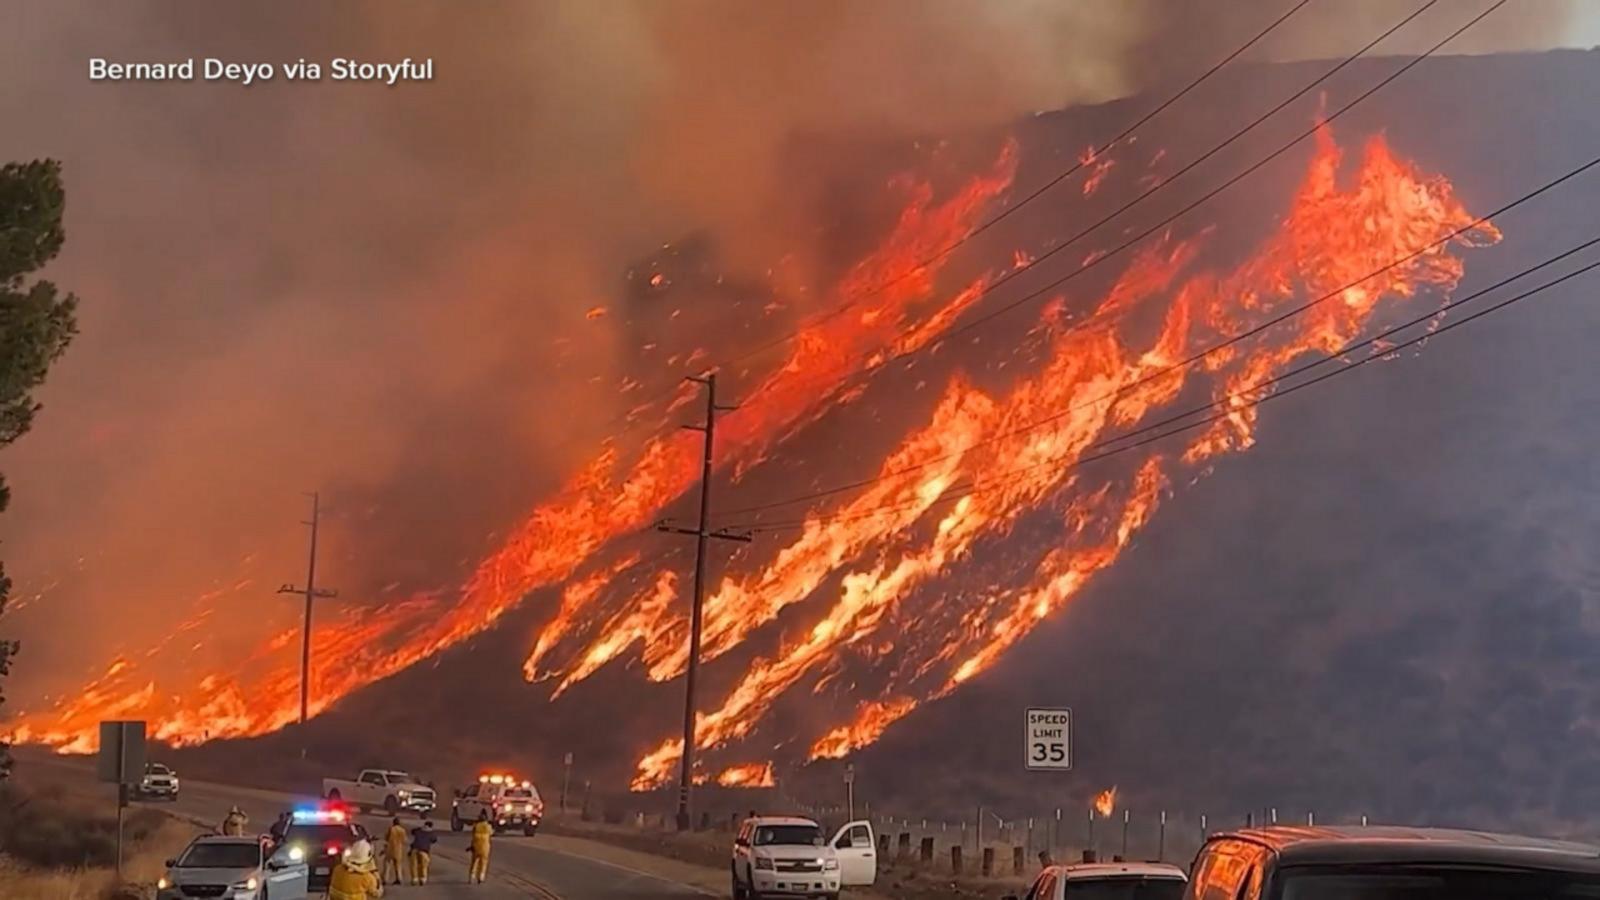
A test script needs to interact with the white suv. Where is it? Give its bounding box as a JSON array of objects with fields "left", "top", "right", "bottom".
[{"left": 731, "top": 815, "right": 876, "bottom": 899}]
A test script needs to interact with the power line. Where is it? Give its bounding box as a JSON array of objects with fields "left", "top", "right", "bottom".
[
  {"left": 852, "top": 0, "right": 1498, "bottom": 377},
  {"left": 727, "top": 240, "right": 1600, "bottom": 534},
  {"left": 712, "top": 0, "right": 1317, "bottom": 377},
  {"left": 716, "top": 147, "right": 1600, "bottom": 522}
]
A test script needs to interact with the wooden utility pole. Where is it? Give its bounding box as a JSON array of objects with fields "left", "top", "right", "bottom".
[
  {"left": 657, "top": 373, "right": 750, "bottom": 831},
  {"left": 278, "top": 492, "right": 338, "bottom": 728}
]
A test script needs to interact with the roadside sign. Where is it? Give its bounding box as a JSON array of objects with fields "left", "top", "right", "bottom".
[
  {"left": 96, "top": 720, "right": 147, "bottom": 784},
  {"left": 1025, "top": 708, "right": 1071, "bottom": 771},
  {"left": 844, "top": 763, "right": 854, "bottom": 785}
]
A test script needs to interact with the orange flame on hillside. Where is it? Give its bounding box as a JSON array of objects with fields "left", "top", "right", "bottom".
[
  {"left": 9, "top": 120, "right": 1498, "bottom": 791},
  {"left": 1094, "top": 787, "right": 1117, "bottom": 818},
  {"left": 715, "top": 762, "right": 776, "bottom": 788}
]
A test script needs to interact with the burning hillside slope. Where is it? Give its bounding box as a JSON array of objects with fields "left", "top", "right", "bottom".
[{"left": 10, "top": 106, "right": 1500, "bottom": 785}]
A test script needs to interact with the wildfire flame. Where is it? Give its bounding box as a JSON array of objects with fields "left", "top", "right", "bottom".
[
  {"left": 715, "top": 762, "right": 776, "bottom": 788},
  {"left": 9, "top": 119, "right": 1498, "bottom": 792},
  {"left": 1094, "top": 787, "right": 1117, "bottom": 818}
]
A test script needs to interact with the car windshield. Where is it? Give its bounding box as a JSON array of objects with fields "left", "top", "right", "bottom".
[
  {"left": 1062, "top": 877, "right": 1186, "bottom": 900},
  {"left": 146, "top": 764, "right": 171, "bottom": 775},
  {"left": 503, "top": 788, "right": 535, "bottom": 800},
  {"left": 178, "top": 842, "right": 260, "bottom": 869},
  {"left": 1277, "top": 866, "right": 1600, "bottom": 900},
  {"left": 384, "top": 771, "right": 413, "bottom": 782},
  {"left": 754, "top": 825, "right": 823, "bottom": 847}
]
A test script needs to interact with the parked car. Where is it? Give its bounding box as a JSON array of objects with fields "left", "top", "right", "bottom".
[
  {"left": 730, "top": 815, "right": 877, "bottom": 899},
  {"left": 320, "top": 767, "right": 436, "bottom": 814},
  {"left": 137, "top": 761, "right": 180, "bottom": 801},
  {"left": 156, "top": 835, "right": 308, "bottom": 900},
  {"left": 451, "top": 773, "right": 543, "bottom": 835},
  {"left": 1010, "top": 861, "right": 1187, "bottom": 900},
  {"left": 1183, "top": 825, "right": 1600, "bottom": 899}
]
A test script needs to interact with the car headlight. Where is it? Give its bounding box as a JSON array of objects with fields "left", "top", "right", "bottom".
[
  {"left": 824, "top": 858, "right": 839, "bottom": 870},
  {"left": 398, "top": 789, "right": 410, "bottom": 798},
  {"left": 230, "top": 876, "right": 260, "bottom": 890},
  {"left": 754, "top": 857, "right": 774, "bottom": 870},
  {"left": 157, "top": 875, "right": 171, "bottom": 889},
  {"left": 288, "top": 845, "right": 306, "bottom": 862}
]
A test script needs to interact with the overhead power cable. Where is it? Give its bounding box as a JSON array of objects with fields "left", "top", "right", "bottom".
[
  {"left": 713, "top": 0, "right": 1317, "bottom": 376},
  {"left": 726, "top": 238, "right": 1600, "bottom": 534},
  {"left": 522, "top": 0, "right": 1319, "bottom": 462},
  {"left": 851, "top": 0, "right": 1501, "bottom": 377},
  {"left": 712, "top": 149, "right": 1600, "bottom": 521}
]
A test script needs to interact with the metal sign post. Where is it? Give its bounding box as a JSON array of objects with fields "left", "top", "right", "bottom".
[
  {"left": 98, "top": 721, "right": 146, "bottom": 884},
  {"left": 844, "top": 763, "right": 855, "bottom": 820}
]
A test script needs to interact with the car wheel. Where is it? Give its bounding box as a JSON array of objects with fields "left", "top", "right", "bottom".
[
  {"left": 384, "top": 795, "right": 401, "bottom": 815},
  {"left": 730, "top": 864, "right": 748, "bottom": 900},
  {"left": 451, "top": 811, "right": 463, "bottom": 832}
]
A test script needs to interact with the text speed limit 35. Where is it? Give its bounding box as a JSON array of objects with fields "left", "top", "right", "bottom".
[{"left": 1025, "top": 707, "right": 1071, "bottom": 771}]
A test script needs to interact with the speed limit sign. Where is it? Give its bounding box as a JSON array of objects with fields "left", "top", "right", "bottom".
[{"left": 1025, "top": 707, "right": 1071, "bottom": 771}]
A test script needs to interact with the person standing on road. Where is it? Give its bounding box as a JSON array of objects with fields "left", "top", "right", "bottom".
[
  {"left": 269, "top": 811, "right": 292, "bottom": 844},
  {"left": 328, "top": 838, "right": 384, "bottom": 900},
  {"left": 409, "top": 819, "right": 438, "bottom": 886},
  {"left": 220, "top": 805, "right": 249, "bottom": 836},
  {"left": 469, "top": 810, "right": 494, "bottom": 884},
  {"left": 382, "top": 816, "right": 407, "bottom": 885}
]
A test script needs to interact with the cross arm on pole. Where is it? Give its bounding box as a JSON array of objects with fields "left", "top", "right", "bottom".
[
  {"left": 655, "top": 520, "right": 753, "bottom": 543},
  {"left": 277, "top": 583, "right": 338, "bottom": 599}
]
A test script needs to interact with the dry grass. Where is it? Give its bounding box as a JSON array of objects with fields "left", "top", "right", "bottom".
[{"left": 0, "top": 783, "right": 201, "bottom": 900}]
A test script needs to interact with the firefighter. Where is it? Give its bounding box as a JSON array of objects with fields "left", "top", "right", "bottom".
[
  {"left": 328, "top": 838, "right": 384, "bottom": 900},
  {"left": 220, "top": 805, "right": 249, "bottom": 836},
  {"left": 469, "top": 810, "right": 494, "bottom": 884},
  {"left": 382, "top": 816, "right": 407, "bottom": 885},
  {"left": 408, "top": 819, "right": 438, "bottom": 886}
]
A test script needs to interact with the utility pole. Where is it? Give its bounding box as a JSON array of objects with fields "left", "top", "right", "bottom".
[
  {"left": 278, "top": 492, "right": 338, "bottom": 730},
  {"left": 657, "top": 372, "right": 750, "bottom": 831}
]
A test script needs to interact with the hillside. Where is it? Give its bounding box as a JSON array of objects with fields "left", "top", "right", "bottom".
[{"left": 161, "top": 48, "right": 1600, "bottom": 834}]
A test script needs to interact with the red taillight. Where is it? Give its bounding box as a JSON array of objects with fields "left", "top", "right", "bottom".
[{"left": 326, "top": 844, "right": 340, "bottom": 856}]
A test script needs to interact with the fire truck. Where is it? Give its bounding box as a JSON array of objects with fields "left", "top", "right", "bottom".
[{"left": 451, "top": 773, "right": 544, "bottom": 836}]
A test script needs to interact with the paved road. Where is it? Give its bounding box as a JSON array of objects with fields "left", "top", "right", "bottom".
[{"left": 21, "top": 753, "right": 706, "bottom": 899}]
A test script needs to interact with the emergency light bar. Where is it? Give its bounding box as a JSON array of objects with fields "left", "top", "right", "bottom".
[{"left": 291, "top": 808, "right": 348, "bottom": 823}]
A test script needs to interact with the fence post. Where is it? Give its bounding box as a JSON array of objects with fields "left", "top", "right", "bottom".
[
  {"left": 1054, "top": 808, "right": 1061, "bottom": 852},
  {"left": 1158, "top": 810, "right": 1167, "bottom": 862},
  {"left": 898, "top": 832, "right": 911, "bottom": 860},
  {"left": 951, "top": 846, "right": 964, "bottom": 875},
  {"left": 1121, "top": 809, "right": 1130, "bottom": 858},
  {"left": 877, "top": 832, "right": 891, "bottom": 862},
  {"left": 1013, "top": 845, "right": 1025, "bottom": 875},
  {"left": 982, "top": 847, "right": 995, "bottom": 877},
  {"left": 920, "top": 837, "right": 934, "bottom": 864}
]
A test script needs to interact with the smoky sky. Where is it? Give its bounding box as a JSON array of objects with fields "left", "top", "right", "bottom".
[{"left": 0, "top": 0, "right": 1588, "bottom": 708}]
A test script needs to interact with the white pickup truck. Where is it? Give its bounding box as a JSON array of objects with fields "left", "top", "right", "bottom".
[{"left": 321, "top": 768, "right": 436, "bottom": 815}]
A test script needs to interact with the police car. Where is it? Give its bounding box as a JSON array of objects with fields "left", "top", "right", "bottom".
[
  {"left": 279, "top": 807, "right": 369, "bottom": 892},
  {"left": 451, "top": 773, "right": 544, "bottom": 836}
]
